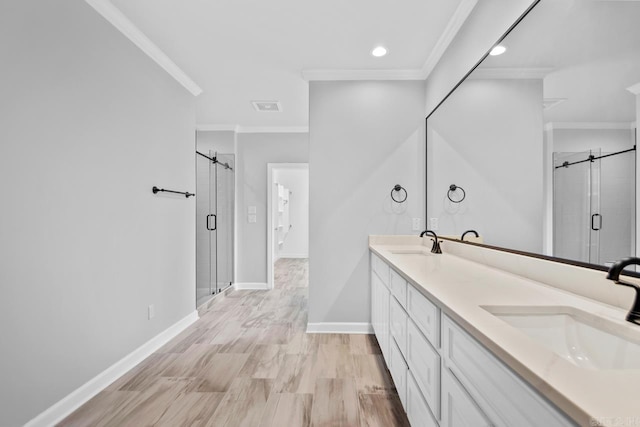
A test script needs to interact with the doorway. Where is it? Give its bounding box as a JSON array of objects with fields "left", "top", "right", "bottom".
[
  {"left": 196, "top": 151, "right": 235, "bottom": 307},
  {"left": 267, "top": 163, "right": 309, "bottom": 289}
]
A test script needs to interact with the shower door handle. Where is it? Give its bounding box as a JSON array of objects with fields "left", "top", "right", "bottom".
[
  {"left": 591, "top": 213, "right": 602, "bottom": 231},
  {"left": 206, "top": 214, "right": 217, "bottom": 231}
]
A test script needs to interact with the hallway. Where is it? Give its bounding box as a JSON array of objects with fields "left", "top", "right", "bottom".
[{"left": 60, "top": 259, "right": 408, "bottom": 426}]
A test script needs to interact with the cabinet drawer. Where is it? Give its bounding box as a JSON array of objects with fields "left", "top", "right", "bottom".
[
  {"left": 407, "top": 318, "right": 440, "bottom": 419},
  {"left": 441, "top": 367, "right": 492, "bottom": 427},
  {"left": 389, "top": 296, "right": 407, "bottom": 358},
  {"left": 407, "top": 371, "right": 439, "bottom": 427},
  {"left": 442, "top": 315, "right": 575, "bottom": 427},
  {"left": 371, "top": 253, "right": 389, "bottom": 287},
  {"left": 407, "top": 285, "right": 440, "bottom": 348},
  {"left": 390, "top": 268, "right": 407, "bottom": 308},
  {"left": 389, "top": 337, "right": 408, "bottom": 408}
]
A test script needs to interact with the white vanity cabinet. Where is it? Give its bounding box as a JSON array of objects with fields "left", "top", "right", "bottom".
[{"left": 369, "top": 250, "right": 576, "bottom": 427}]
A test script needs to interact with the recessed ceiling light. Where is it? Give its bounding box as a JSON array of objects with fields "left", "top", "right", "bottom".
[
  {"left": 371, "top": 46, "right": 387, "bottom": 57},
  {"left": 490, "top": 45, "right": 507, "bottom": 56}
]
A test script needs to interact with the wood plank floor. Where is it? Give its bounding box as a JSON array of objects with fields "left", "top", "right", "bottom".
[{"left": 59, "top": 258, "right": 409, "bottom": 427}]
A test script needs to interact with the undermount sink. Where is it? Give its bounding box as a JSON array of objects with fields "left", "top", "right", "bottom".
[
  {"left": 483, "top": 305, "right": 640, "bottom": 370},
  {"left": 388, "top": 249, "right": 432, "bottom": 256}
]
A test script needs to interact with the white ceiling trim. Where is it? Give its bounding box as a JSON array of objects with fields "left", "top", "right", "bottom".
[
  {"left": 468, "top": 67, "right": 554, "bottom": 80},
  {"left": 84, "top": 0, "right": 203, "bottom": 96},
  {"left": 420, "top": 0, "right": 478, "bottom": 79},
  {"left": 196, "top": 124, "right": 238, "bottom": 132},
  {"left": 302, "top": 0, "right": 477, "bottom": 82},
  {"left": 302, "top": 69, "right": 424, "bottom": 81},
  {"left": 547, "top": 121, "right": 636, "bottom": 130},
  {"left": 627, "top": 82, "right": 640, "bottom": 95},
  {"left": 196, "top": 125, "right": 309, "bottom": 134}
]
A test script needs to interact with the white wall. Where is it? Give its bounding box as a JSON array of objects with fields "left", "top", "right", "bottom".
[
  {"left": 236, "top": 133, "right": 309, "bottom": 284},
  {"left": 427, "top": 78, "right": 544, "bottom": 253},
  {"left": 308, "top": 80, "right": 426, "bottom": 326},
  {"left": 274, "top": 168, "right": 309, "bottom": 258},
  {"left": 0, "top": 1, "right": 196, "bottom": 425}
]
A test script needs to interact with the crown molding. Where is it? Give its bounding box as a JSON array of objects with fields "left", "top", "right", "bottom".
[
  {"left": 84, "top": 0, "right": 202, "bottom": 96},
  {"left": 468, "top": 67, "right": 554, "bottom": 80},
  {"left": 420, "top": 0, "right": 478, "bottom": 79},
  {"left": 302, "top": 69, "right": 423, "bottom": 81},
  {"left": 627, "top": 82, "right": 640, "bottom": 95},
  {"left": 196, "top": 124, "right": 239, "bottom": 132},
  {"left": 196, "top": 124, "right": 309, "bottom": 134},
  {"left": 547, "top": 121, "right": 635, "bottom": 130}
]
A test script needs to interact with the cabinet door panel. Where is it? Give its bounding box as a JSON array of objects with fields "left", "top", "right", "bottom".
[
  {"left": 389, "top": 337, "right": 408, "bottom": 408},
  {"left": 407, "top": 371, "right": 439, "bottom": 427},
  {"left": 389, "top": 296, "right": 407, "bottom": 358},
  {"left": 441, "top": 368, "right": 492, "bottom": 427},
  {"left": 407, "top": 318, "right": 440, "bottom": 419},
  {"left": 407, "top": 285, "right": 440, "bottom": 348}
]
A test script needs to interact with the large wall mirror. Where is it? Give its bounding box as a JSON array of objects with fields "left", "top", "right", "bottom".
[{"left": 427, "top": 0, "right": 640, "bottom": 270}]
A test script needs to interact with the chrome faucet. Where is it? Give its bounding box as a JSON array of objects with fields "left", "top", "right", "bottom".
[
  {"left": 461, "top": 229, "right": 479, "bottom": 241},
  {"left": 419, "top": 229, "right": 442, "bottom": 254},
  {"left": 606, "top": 257, "right": 640, "bottom": 326}
]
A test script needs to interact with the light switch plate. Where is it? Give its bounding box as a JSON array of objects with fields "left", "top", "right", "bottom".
[
  {"left": 248, "top": 206, "right": 257, "bottom": 214},
  {"left": 248, "top": 214, "right": 257, "bottom": 223}
]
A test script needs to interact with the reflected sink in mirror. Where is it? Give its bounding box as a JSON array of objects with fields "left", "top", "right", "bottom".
[{"left": 482, "top": 305, "right": 640, "bottom": 370}]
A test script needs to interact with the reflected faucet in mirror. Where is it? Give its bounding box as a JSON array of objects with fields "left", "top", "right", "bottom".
[
  {"left": 606, "top": 257, "right": 640, "bottom": 326},
  {"left": 461, "top": 230, "right": 479, "bottom": 241},
  {"left": 420, "top": 229, "right": 442, "bottom": 254}
]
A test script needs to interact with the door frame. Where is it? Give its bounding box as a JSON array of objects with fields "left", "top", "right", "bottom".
[{"left": 267, "top": 163, "right": 309, "bottom": 290}]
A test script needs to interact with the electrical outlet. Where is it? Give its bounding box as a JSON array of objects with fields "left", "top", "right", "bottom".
[
  {"left": 412, "top": 218, "right": 421, "bottom": 231},
  {"left": 429, "top": 217, "right": 439, "bottom": 231},
  {"left": 148, "top": 304, "right": 155, "bottom": 320},
  {"left": 248, "top": 206, "right": 257, "bottom": 214}
]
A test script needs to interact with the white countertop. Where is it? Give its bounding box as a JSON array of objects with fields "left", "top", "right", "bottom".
[{"left": 369, "top": 239, "right": 640, "bottom": 426}]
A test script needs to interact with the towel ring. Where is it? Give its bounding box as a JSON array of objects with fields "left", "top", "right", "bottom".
[
  {"left": 447, "top": 184, "right": 466, "bottom": 203},
  {"left": 391, "top": 184, "right": 408, "bottom": 203}
]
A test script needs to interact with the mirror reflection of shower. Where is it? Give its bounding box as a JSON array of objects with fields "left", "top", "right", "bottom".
[{"left": 552, "top": 131, "right": 636, "bottom": 267}]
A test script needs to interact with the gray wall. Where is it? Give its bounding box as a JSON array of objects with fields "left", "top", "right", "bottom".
[
  {"left": 308, "top": 80, "right": 426, "bottom": 325},
  {"left": 236, "top": 133, "right": 309, "bottom": 283},
  {"left": 425, "top": 0, "right": 534, "bottom": 115},
  {"left": 196, "top": 130, "right": 235, "bottom": 154},
  {"left": 0, "top": 1, "right": 196, "bottom": 425}
]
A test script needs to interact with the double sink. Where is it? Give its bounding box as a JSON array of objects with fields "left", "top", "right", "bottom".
[{"left": 388, "top": 247, "right": 640, "bottom": 370}]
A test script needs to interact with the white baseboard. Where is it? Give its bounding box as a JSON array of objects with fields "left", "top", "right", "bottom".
[
  {"left": 306, "top": 322, "right": 374, "bottom": 334},
  {"left": 233, "top": 282, "right": 269, "bottom": 290},
  {"left": 25, "top": 311, "right": 199, "bottom": 427},
  {"left": 277, "top": 253, "right": 309, "bottom": 259}
]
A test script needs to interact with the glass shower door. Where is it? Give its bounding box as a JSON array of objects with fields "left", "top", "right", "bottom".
[
  {"left": 553, "top": 150, "right": 596, "bottom": 263},
  {"left": 196, "top": 151, "right": 214, "bottom": 305},
  {"left": 196, "top": 150, "right": 235, "bottom": 306},
  {"left": 214, "top": 153, "right": 234, "bottom": 293}
]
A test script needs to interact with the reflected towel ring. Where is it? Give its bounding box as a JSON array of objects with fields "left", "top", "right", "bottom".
[
  {"left": 391, "top": 184, "right": 408, "bottom": 203},
  {"left": 447, "top": 184, "right": 466, "bottom": 203}
]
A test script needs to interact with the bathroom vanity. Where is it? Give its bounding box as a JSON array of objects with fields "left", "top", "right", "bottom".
[{"left": 369, "top": 235, "right": 640, "bottom": 427}]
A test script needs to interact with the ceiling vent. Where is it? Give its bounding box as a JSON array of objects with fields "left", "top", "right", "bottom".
[{"left": 251, "top": 101, "right": 282, "bottom": 112}]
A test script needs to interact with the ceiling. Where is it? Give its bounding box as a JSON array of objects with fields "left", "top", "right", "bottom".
[{"left": 106, "top": 0, "right": 470, "bottom": 128}]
